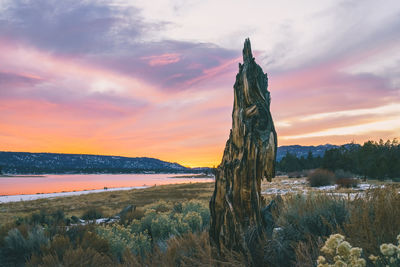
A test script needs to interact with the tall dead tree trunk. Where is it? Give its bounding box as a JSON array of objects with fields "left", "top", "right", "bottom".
[{"left": 209, "top": 38, "right": 277, "bottom": 253}]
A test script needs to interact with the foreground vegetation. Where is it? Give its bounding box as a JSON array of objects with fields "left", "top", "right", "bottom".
[
  {"left": 0, "top": 182, "right": 214, "bottom": 225},
  {"left": 1, "top": 180, "right": 400, "bottom": 266}
]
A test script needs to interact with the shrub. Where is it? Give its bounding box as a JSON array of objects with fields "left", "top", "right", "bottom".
[
  {"left": 140, "top": 209, "right": 157, "bottom": 233},
  {"left": 28, "top": 234, "right": 72, "bottom": 265},
  {"left": 150, "top": 213, "right": 176, "bottom": 240},
  {"left": 0, "top": 223, "right": 15, "bottom": 248},
  {"left": 182, "top": 200, "right": 210, "bottom": 229},
  {"left": 96, "top": 225, "right": 151, "bottom": 260},
  {"left": 170, "top": 213, "right": 189, "bottom": 234},
  {"left": 81, "top": 207, "right": 104, "bottom": 220},
  {"left": 334, "top": 169, "right": 359, "bottom": 188},
  {"left": 80, "top": 231, "right": 110, "bottom": 255},
  {"left": 26, "top": 226, "right": 113, "bottom": 266},
  {"left": 183, "top": 211, "right": 202, "bottom": 232},
  {"left": 28, "top": 209, "right": 68, "bottom": 226},
  {"left": 317, "top": 233, "right": 366, "bottom": 267},
  {"left": 336, "top": 177, "right": 359, "bottom": 188},
  {"left": 307, "top": 169, "right": 336, "bottom": 187},
  {"left": 172, "top": 202, "right": 183, "bottom": 213},
  {"left": 1, "top": 226, "right": 49, "bottom": 266},
  {"left": 128, "top": 200, "right": 210, "bottom": 243},
  {"left": 51, "top": 209, "right": 66, "bottom": 224},
  {"left": 1, "top": 228, "right": 30, "bottom": 265},
  {"left": 318, "top": 232, "right": 400, "bottom": 267},
  {"left": 129, "top": 219, "right": 143, "bottom": 234},
  {"left": 264, "top": 194, "right": 348, "bottom": 267},
  {"left": 280, "top": 194, "right": 348, "bottom": 237},
  {"left": 120, "top": 208, "right": 145, "bottom": 225},
  {"left": 46, "top": 234, "right": 71, "bottom": 260},
  {"left": 30, "top": 210, "right": 50, "bottom": 225},
  {"left": 27, "top": 226, "right": 49, "bottom": 255},
  {"left": 66, "top": 225, "right": 95, "bottom": 245},
  {"left": 150, "top": 201, "right": 173, "bottom": 213}
]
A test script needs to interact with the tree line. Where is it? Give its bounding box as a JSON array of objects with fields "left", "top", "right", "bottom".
[{"left": 276, "top": 139, "right": 400, "bottom": 180}]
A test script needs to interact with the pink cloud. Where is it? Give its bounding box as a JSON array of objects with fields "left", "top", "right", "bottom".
[
  {"left": 270, "top": 45, "right": 399, "bottom": 120},
  {"left": 141, "top": 53, "right": 181, "bottom": 66}
]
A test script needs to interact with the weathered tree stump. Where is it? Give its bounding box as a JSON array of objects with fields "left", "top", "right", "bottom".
[{"left": 209, "top": 38, "right": 277, "bottom": 253}]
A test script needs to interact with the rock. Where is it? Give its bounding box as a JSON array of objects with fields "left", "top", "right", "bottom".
[{"left": 209, "top": 38, "right": 277, "bottom": 253}]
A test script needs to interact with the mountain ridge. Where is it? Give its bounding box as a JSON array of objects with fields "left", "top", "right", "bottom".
[
  {"left": 0, "top": 144, "right": 357, "bottom": 174},
  {"left": 0, "top": 151, "right": 189, "bottom": 174}
]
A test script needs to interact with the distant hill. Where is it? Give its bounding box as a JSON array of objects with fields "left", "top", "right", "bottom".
[
  {"left": 276, "top": 144, "right": 360, "bottom": 161},
  {"left": 0, "top": 144, "right": 358, "bottom": 174},
  {"left": 0, "top": 152, "right": 190, "bottom": 174}
]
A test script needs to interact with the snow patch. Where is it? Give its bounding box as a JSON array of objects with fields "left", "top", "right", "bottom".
[
  {"left": 281, "top": 179, "right": 307, "bottom": 185},
  {"left": 262, "top": 188, "right": 300, "bottom": 195},
  {"left": 316, "top": 185, "right": 337, "bottom": 191}
]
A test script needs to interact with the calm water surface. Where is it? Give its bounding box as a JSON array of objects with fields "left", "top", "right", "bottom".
[{"left": 0, "top": 174, "right": 214, "bottom": 195}]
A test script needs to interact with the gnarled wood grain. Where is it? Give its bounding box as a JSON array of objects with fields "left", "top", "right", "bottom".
[{"left": 209, "top": 38, "right": 277, "bottom": 252}]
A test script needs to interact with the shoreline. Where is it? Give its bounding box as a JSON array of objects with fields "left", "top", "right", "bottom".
[
  {"left": 168, "top": 174, "right": 214, "bottom": 179},
  {"left": 0, "top": 173, "right": 206, "bottom": 178},
  {"left": 0, "top": 185, "right": 150, "bottom": 203},
  {"left": 0, "top": 173, "right": 214, "bottom": 203},
  {"left": 0, "top": 175, "right": 46, "bottom": 178}
]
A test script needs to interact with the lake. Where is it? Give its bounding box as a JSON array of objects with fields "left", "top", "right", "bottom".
[{"left": 0, "top": 173, "right": 214, "bottom": 196}]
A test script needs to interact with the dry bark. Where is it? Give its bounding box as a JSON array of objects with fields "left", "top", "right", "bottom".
[{"left": 209, "top": 38, "right": 277, "bottom": 253}]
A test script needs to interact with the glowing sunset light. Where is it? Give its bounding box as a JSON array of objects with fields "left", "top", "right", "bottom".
[
  {"left": 299, "top": 103, "right": 400, "bottom": 122},
  {"left": 0, "top": 0, "right": 399, "bottom": 167},
  {"left": 282, "top": 117, "right": 400, "bottom": 140}
]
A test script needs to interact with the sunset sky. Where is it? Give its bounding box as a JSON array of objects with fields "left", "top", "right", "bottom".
[{"left": 0, "top": 0, "right": 399, "bottom": 167}]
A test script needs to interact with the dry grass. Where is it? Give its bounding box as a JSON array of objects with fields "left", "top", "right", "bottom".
[
  {"left": 2, "top": 175, "right": 399, "bottom": 226},
  {"left": 294, "top": 235, "right": 324, "bottom": 267},
  {"left": 126, "top": 231, "right": 247, "bottom": 267},
  {"left": 0, "top": 182, "right": 214, "bottom": 225},
  {"left": 343, "top": 186, "right": 400, "bottom": 256}
]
